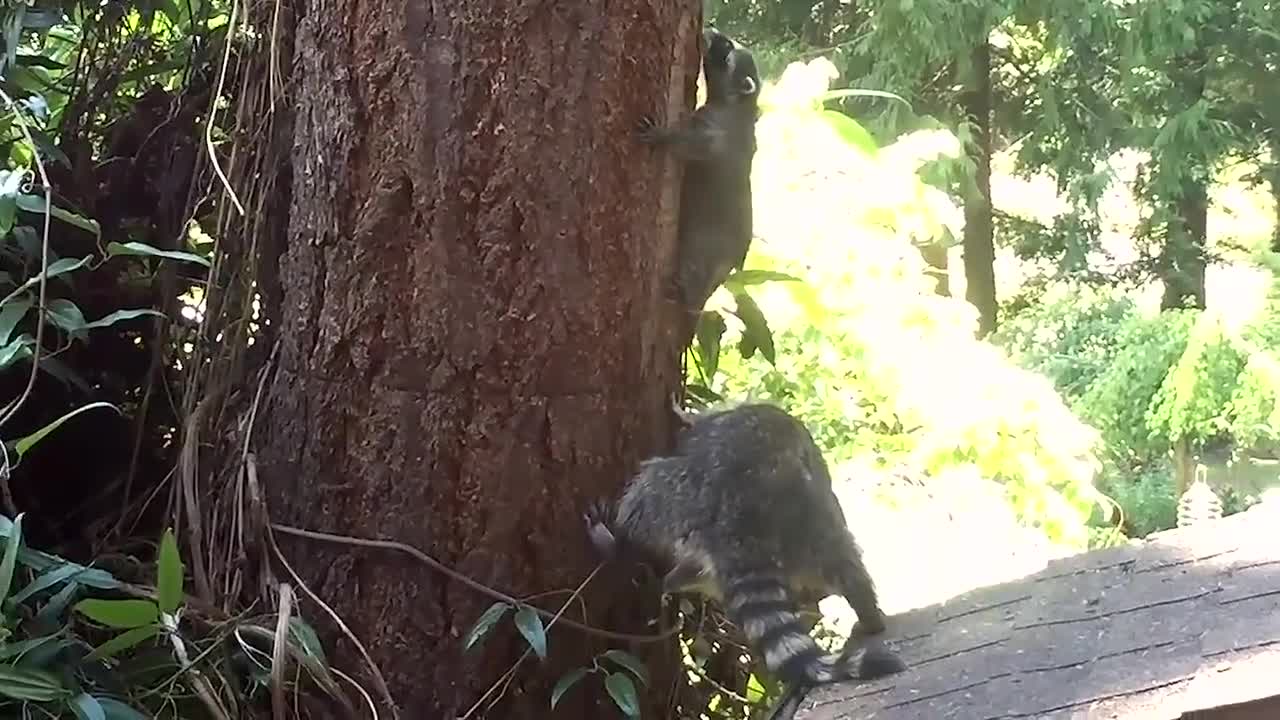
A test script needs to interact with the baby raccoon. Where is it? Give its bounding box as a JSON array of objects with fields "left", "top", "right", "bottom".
[
  {"left": 638, "top": 29, "right": 760, "bottom": 316},
  {"left": 588, "top": 403, "right": 905, "bottom": 717}
]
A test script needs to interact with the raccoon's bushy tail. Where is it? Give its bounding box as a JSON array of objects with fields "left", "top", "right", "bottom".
[
  {"left": 763, "top": 641, "right": 908, "bottom": 720},
  {"left": 718, "top": 559, "right": 846, "bottom": 686}
]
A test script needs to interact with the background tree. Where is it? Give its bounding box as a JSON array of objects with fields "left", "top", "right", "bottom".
[{"left": 845, "top": 0, "right": 1010, "bottom": 335}]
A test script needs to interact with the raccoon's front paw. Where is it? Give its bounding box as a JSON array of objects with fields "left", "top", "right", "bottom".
[
  {"left": 584, "top": 500, "right": 618, "bottom": 560},
  {"left": 670, "top": 394, "right": 695, "bottom": 428},
  {"left": 855, "top": 641, "right": 907, "bottom": 680},
  {"left": 635, "top": 115, "right": 663, "bottom": 143},
  {"left": 821, "top": 652, "right": 863, "bottom": 683}
]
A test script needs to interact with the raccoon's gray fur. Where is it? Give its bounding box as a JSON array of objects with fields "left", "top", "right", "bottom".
[
  {"left": 637, "top": 28, "right": 759, "bottom": 315},
  {"left": 588, "top": 403, "right": 904, "bottom": 712}
]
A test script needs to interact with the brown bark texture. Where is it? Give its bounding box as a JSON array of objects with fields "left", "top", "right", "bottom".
[
  {"left": 1272, "top": 136, "right": 1280, "bottom": 253},
  {"left": 1159, "top": 176, "right": 1208, "bottom": 311},
  {"left": 254, "top": 1, "right": 702, "bottom": 717},
  {"left": 961, "top": 40, "right": 997, "bottom": 337},
  {"left": 1160, "top": 48, "right": 1208, "bottom": 311}
]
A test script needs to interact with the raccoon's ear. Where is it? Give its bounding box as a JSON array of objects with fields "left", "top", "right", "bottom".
[{"left": 740, "top": 75, "right": 758, "bottom": 95}]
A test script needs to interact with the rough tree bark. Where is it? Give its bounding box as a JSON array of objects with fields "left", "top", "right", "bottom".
[
  {"left": 253, "top": 1, "right": 701, "bottom": 717},
  {"left": 1270, "top": 135, "right": 1280, "bottom": 254},
  {"left": 1160, "top": 48, "right": 1208, "bottom": 311},
  {"left": 960, "top": 40, "right": 997, "bottom": 336},
  {"left": 1160, "top": 176, "right": 1208, "bottom": 310}
]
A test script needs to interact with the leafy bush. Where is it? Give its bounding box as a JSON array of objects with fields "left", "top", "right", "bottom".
[
  {"left": 0, "top": 518, "right": 341, "bottom": 718},
  {"left": 696, "top": 57, "right": 1103, "bottom": 548},
  {"left": 997, "top": 269, "right": 1280, "bottom": 538},
  {"left": 1095, "top": 465, "right": 1178, "bottom": 538}
]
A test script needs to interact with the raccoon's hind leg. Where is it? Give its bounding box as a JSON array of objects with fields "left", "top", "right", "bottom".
[
  {"left": 828, "top": 531, "right": 907, "bottom": 679},
  {"left": 831, "top": 530, "right": 887, "bottom": 637}
]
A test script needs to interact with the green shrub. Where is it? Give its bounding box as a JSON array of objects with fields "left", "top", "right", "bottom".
[
  {"left": 997, "top": 270, "right": 1280, "bottom": 539},
  {"left": 697, "top": 57, "right": 1104, "bottom": 548}
]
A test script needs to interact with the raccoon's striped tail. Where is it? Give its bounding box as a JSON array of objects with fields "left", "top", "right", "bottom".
[
  {"left": 762, "top": 641, "right": 907, "bottom": 720},
  {"left": 720, "top": 565, "right": 849, "bottom": 686},
  {"left": 719, "top": 554, "right": 909, "bottom": 719}
]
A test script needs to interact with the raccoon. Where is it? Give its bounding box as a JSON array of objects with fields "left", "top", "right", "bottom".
[
  {"left": 588, "top": 403, "right": 905, "bottom": 716},
  {"left": 637, "top": 28, "right": 760, "bottom": 316}
]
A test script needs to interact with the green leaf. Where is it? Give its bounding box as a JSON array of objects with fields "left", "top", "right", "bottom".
[
  {"left": 36, "top": 581, "right": 82, "bottom": 627},
  {"left": 601, "top": 650, "right": 649, "bottom": 686},
  {"left": 155, "top": 528, "right": 183, "bottom": 614},
  {"left": 462, "top": 602, "right": 510, "bottom": 652},
  {"left": 0, "top": 294, "right": 32, "bottom": 346},
  {"left": 0, "top": 513, "right": 24, "bottom": 606},
  {"left": 0, "top": 664, "right": 70, "bottom": 701},
  {"left": 12, "top": 635, "right": 71, "bottom": 669},
  {"left": 0, "top": 632, "right": 62, "bottom": 661},
  {"left": 732, "top": 291, "right": 775, "bottom": 365},
  {"left": 723, "top": 269, "right": 802, "bottom": 289},
  {"left": 78, "top": 308, "right": 166, "bottom": 332},
  {"left": 694, "top": 311, "right": 726, "bottom": 380},
  {"left": 15, "top": 195, "right": 100, "bottom": 237},
  {"left": 3, "top": 256, "right": 92, "bottom": 304},
  {"left": 15, "top": 546, "right": 120, "bottom": 589},
  {"left": 69, "top": 693, "right": 106, "bottom": 720},
  {"left": 86, "top": 626, "right": 160, "bottom": 661},
  {"left": 4, "top": 9, "right": 22, "bottom": 70},
  {"left": 106, "top": 241, "right": 211, "bottom": 268},
  {"left": 513, "top": 605, "right": 547, "bottom": 660},
  {"left": 96, "top": 697, "right": 150, "bottom": 720},
  {"left": 0, "top": 169, "right": 23, "bottom": 237},
  {"left": 745, "top": 673, "right": 766, "bottom": 702},
  {"left": 821, "top": 110, "right": 878, "bottom": 156},
  {"left": 10, "top": 563, "right": 87, "bottom": 605},
  {"left": 74, "top": 598, "right": 159, "bottom": 629},
  {"left": 15, "top": 53, "right": 66, "bottom": 71},
  {"left": 0, "top": 333, "right": 33, "bottom": 369},
  {"left": 287, "top": 617, "right": 326, "bottom": 664},
  {"left": 550, "top": 667, "right": 589, "bottom": 709},
  {"left": 9, "top": 225, "right": 39, "bottom": 261},
  {"left": 604, "top": 672, "right": 641, "bottom": 718},
  {"left": 11, "top": 402, "right": 120, "bottom": 458},
  {"left": 820, "top": 88, "right": 909, "bottom": 107},
  {"left": 43, "top": 298, "right": 86, "bottom": 334}
]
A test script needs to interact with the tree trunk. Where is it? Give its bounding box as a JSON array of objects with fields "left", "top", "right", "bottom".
[
  {"left": 1160, "top": 50, "right": 1208, "bottom": 311},
  {"left": 254, "top": 1, "right": 700, "bottom": 717},
  {"left": 1159, "top": 175, "right": 1208, "bottom": 310},
  {"left": 960, "top": 40, "right": 997, "bottom": 336},
  {"left": 1271, "top": 135, "right": 1280, "bottom": 253},
  {"left": 807, "top": 0, "right": 838, "bottom": 45},
  {"left": 1172, "top": 436, "right": 1193, "bottom": 500}
]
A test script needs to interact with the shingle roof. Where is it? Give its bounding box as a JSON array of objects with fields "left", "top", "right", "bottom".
[{"left": 797, "top": 498, "right": 1280, "bottom": 719}]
